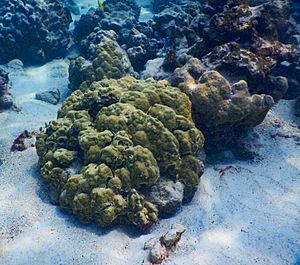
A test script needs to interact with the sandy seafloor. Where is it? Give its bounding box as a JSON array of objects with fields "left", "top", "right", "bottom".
[
  {"left": 0, "top": 1, "right": 300, "bottom": 265},
  {"left": 0, "top": 59, "right": 300, "bottom": 265}
]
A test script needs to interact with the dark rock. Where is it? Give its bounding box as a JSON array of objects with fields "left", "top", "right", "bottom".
[
  {"left": 118, "top": 24, "right": 164, "bottom": 71},
  {"left": 0, "top": 0, "right": 72, "bottom": 64},
  {"left": 147, "top": 180, "right": 184, "bottom": 217},
  {"left": 152, "top": 0, "right": 201, "bottom": 13},
  {"left": 100, "top": 0, "right": 140, "bottom": 32},
  {"left": 0, "top": 94, "right": 13, "bottom": 109},
  {"left": 74, "top": 8, "right": 105, "bottom": 42},
  {"left": 201, "top": 42, "right": 290, "bottom": 100},
  {"left": 74, "top": 0, "right": 140, "bottom": 43}
]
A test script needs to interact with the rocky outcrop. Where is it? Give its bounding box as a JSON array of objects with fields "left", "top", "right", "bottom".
[
  {"left": 201, "top": 42, "right": 291, "bottom": 100},
  {"left": 197, "top": 0, "right": 300, "bottom": 99},
  {"left": 74, "top": 0, "right": 140, "bottom": 43},
  {"left": 0, "top": 69, "right": 13, "bottom": 110},
  {"left": 0, "top": 0, "right": 72, "bottom": 63},
  {"left": 68, "top": 0, "right": 300, "bottom": 154}
]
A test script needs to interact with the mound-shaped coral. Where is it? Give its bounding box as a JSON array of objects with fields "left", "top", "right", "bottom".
[
  {"left": 69, "top": 31, "right": 133, "bottom": 90},
  {"left": 191, "top": 71, "right": 274, "bottom": 133},
  {"left": 0, "top": 0, "right": 72, "bottom": 63},
  {"left": 36, "top": 77, "right": 204, "bottom": 229},
  {"left": 72, "top": 0, "right": 141, "bottom": 78},
  {"left": 171, "top": 60, "right": 274, "bottom": 152}
]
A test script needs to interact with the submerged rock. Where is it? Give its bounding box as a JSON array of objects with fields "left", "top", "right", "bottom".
[
  {"left": 198, "top": 0, "right": 300, "bottom": 99},
  {"left": 35, "top": 89, "right": 61, "bottom": 105},
  {"left": 201, "top": 42, "right": 291, "bottom": 100},
  {"left": 74, "top": 0, "right": 140, "bottom": 43},
  {"left": 0, "top": 69, "right": 13, "bottom": 110},
  {"left": 6, "top": 59, "right": 24, "bottom": 75},
  {"left": 0, "top": 0, "right": 72, "bottom": 64},
  {"left": 144, "top": 224, "right": 186, "bottom": 264},
  {"left": 101, "top": 0, "right": 141, "bottom": 32},
  {"left": 72, "top": 0, "right": 300, "bottom": 101},
  {"left": 119, "top": 23, "right": 164, "bottom": 71},
  {"left": 205, "top": 0, "right": 291, "bottom": 47},
  {"left": 36, "top": 77, "right": 204, "bottom": 229},
  {"left": 147, "top": 180, "right": 185, "bottom": 216}
]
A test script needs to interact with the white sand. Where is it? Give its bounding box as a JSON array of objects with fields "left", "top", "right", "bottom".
[{"left": 0, "top": 60, "right": 299, "bottom": 264}]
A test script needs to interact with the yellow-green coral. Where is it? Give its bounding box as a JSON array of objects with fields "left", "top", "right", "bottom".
[
  {"left": 36, "top": 76, "right": 205, "bottom": 229},
  {"left": 127, "top": 189, "right": 158, "bottom": 229},
  {"left": 69, "top": 39, "right": 133, "bottom": 90}
]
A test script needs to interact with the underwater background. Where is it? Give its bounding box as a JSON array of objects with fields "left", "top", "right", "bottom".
[{"left": 0, "top": 0, "right": 300, "bottom": 264}]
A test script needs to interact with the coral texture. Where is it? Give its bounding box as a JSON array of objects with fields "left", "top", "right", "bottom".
[
  {"left": 36, "top": 77, "right": 204, "bottom": 229},
  {"left": 171, "top": 61, "right": 274, "bottom": 151},
  {"left": 0, "top": 0, "right": 72, "bottom": 63},
  {"left": 72, "top": 0, "right": 300, "bottom": 100},
  {"left": 201, "top": 42, "right": 292, "bottom": 100},
  {"left": 197, "top": 0, "right": 300, "bottom": 99},
  {"left": 70, "top": 0, "right": 140, "bottom": 89},
  {"left": 69, "top": 31, "right": 133, "bottom": 90},
  {"left": 151, "top": 0, "right": 300, "bottom": 100}
]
